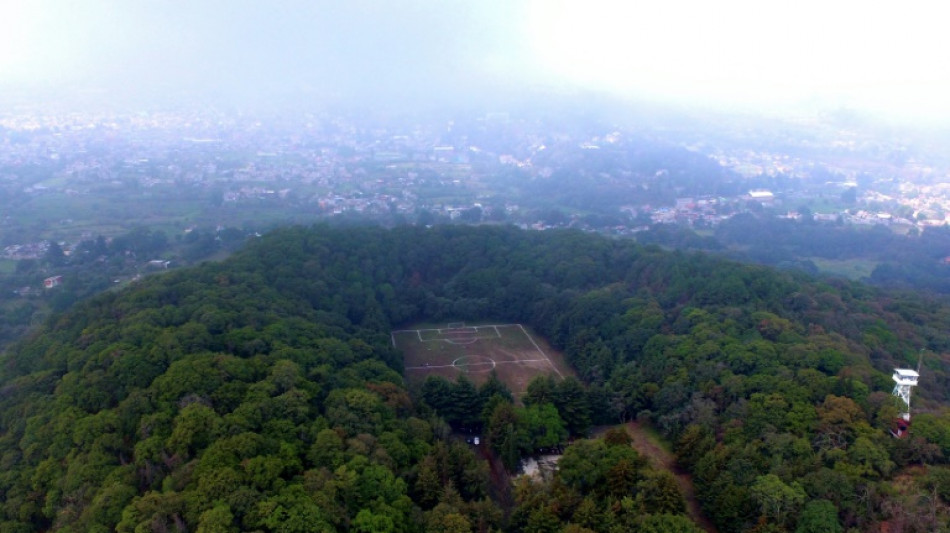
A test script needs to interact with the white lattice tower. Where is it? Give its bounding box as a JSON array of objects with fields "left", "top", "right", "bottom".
[{"left": 892, "top": 368, "right": 919, "bottom": 422}]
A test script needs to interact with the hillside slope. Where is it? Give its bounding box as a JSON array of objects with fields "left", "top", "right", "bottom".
[{"left": 1, "top": 224, "right": 950, "bottom": 532}]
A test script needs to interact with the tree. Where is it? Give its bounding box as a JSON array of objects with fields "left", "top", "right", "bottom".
[
  {"left": 116, "top": 491, "right": 187, "bottom": 533},
  {"left": 353, "top": 509, "right": 396, "bottom": 533},
  {"left": 603, "top": 426, "right": 632, "bottom": 447},
  {"left": 325, "top": 388, "right": 386, "bottom": 436},
  {"left": 675, "top": 424, "right": 714, "bottom": 469},
  {"left": 458, "top": 207, "right": 482, "bottom": 223},
  {"left": 638, "top": 514, "right": 703, "bottom": 533},
  {"left": 308, "top": 429, "right": 344, "bottom": 469},
  {"left": 553, "top": 377, "right": 591, "bottom": 436},
  {"left": 606, "top": 457, "right": 639, "bottom": 499},
  {"left": 479, "top": 370, "right": 513, "bottom": 404},
  {"left": 414, "top": 455, "right": 442, "bottom": 509},
  {"left": 423, "top": 377, "right": 454, "bottom": 415},
  {"left": 518, "top": 403, "right": 567, "bottom": 451},
  {"left": 497, "top": 422, "right": 523, "bottom": 472},
  {"left": 910, "top": 411, "right": 950, "bottom": 457},
  {"left": 165, "top": 403, "right": 222, "bottom": 458},
  {"left": 844, "top": 437, "right": 894, "bottom": 479},
  {"left": 448, "top": 375, "right": 483, "bottom": 430},
  {"left": 571, "top": 496, "right": 606, "bottom": 532},
  {"left": 750, "top": 474, "right": 805, "bottom": 525},
  {"left": 44, "top": 241, "right": 66, "bottom": 266},
  {"left": 486, "top": 401, "right": 518, "bottom": 450},
  {"left": 558, "top": 437, "right": 644, "bottom": 499},
  {"left": 795, "top": 499, "right": 842, "bottom": 533},
  {"left": 524, "top": 375, "right": 557, "bottom": 407},
  {"left": 524, "top": 505, "right": 562, "bottom": 533},
  {"left": 424, "top": 502, "right": 472, "bottom": 533},
  {"left": 196, "top": 504, "right": 239, "bottom": 533},
  {"left": 815, "top": 395, "right": 866, "bottom": 449},
  {"left": 637, "top": 470, "right": 685, "bottom": 514}
]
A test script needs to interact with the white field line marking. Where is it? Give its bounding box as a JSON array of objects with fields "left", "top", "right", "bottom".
[
  {"left": 393, "top": 325, "right": 503, "bottom": 344},
  {"left": 394, "top": 324, "right": 564, "bottom": 378},
  {"left": 393, "top": 324, "right": 509, "bottom": 335},
  {"left": 445, "top": 338, "right": 479, "bottom": 345},
  {"left": 407, "top": 354, "right": 496, "bottom": 371},
  {"left": 423, "top": 335, "right": 496, "bottom": 343},
  {"left": 439, "top": 326, "right": 477, "bottom": 332},
  {"left": 404, "top": 357, "right": 552, "bottom": 370},
  {"left": 453, "top": 361, "right": 497, "bottom": 367},
  {"left": 405, "top": 363, "right": 497, "bottom": 370},
  {"left": 517, "top": 323, "right": 563, "bottom": 378}
]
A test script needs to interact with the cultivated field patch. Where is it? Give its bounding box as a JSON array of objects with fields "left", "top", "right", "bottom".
[{"left": 392, "top": 323, "right": 570, "bottom": 396}]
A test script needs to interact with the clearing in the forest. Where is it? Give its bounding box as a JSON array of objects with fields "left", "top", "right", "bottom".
[{"left": 392, "top": 322, "right": 571, "bottom": 396}]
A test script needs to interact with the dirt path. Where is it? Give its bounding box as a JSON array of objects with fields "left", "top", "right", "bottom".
[
  {"left": 625, "top": 421, "right": 718, "bottom": 533},
  {"left": 476, "top": 442, "right": 513, "bottom": 509}
]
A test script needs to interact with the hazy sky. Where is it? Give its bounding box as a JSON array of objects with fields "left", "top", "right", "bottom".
[
  {"left": 1, "top": 0, "right": 948, "bottom": 121},
  {"left": 529, "top": 0, "right": 950, "bottom": 122}
]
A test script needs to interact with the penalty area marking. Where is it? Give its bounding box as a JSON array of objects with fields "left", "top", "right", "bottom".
[{"left": 392, "top": 325, "right": 502, "bottom": 344}]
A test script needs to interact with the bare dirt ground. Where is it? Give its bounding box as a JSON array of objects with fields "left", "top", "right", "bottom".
[
  {"left": 393, "top": 323, "right": 573, "bottom": 396},
  {"left": 625, "top": 421, "right": 718, "bottom": 533}
]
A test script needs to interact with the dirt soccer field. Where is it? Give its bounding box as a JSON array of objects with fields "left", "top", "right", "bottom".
[{"left": 392, "top": 323, "right": 572, "bottom": 396}]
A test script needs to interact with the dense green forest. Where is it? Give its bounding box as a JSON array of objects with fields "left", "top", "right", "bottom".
[
  {"left": 659, "top": 213, "right": 950, "bottom": 294},
  {"left": 0, "top": 225, "right": 256, "bottom": 354},
  {"left": 2, "top": 224, "right": 950, "bottom": 532}
]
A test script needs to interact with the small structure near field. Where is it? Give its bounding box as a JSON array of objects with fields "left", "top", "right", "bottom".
[
  {"left": 43, "top": 275, "right": 63, "bottom": 289},
  {"left": 891, "top": 367, "right": 920, "bottom": 438},
  {"left": 520, "top": 455, "right": 562, "bottom": 481}
]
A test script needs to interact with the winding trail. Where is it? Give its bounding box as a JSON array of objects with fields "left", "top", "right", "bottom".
[{"left": 625, "top": 421, "right": 718, "bottom": 533}]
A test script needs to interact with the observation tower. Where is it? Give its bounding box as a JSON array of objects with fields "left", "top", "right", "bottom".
[{"left": 891, "top": 367, "right": 919, "bottom": 438}]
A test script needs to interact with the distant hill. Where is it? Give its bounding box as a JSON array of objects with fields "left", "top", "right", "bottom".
[{"left": 2, "top": 224, "right": 950, "bottom": 532}]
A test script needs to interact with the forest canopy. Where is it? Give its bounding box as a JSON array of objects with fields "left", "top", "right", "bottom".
[{"left": 1, "top": 224, "right": 950, "bottom": 532}]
